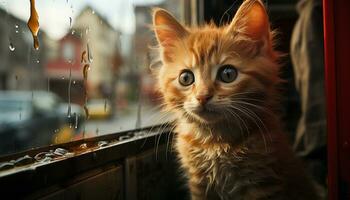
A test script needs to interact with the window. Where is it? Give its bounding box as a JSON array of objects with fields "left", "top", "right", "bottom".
[{"left": 0, "top": 0, "right": 181, "bottom": 156}]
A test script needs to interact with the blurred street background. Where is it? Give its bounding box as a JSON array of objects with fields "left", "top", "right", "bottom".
[{"left": 0, "top": 0, "right": 179, "bottom": 155}]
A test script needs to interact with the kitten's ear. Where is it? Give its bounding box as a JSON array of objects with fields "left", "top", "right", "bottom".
[
  {"left": 152, "top": 8, "right": 188, "bottom": 48},
  {"left": 227, "top": 0, "right": 269, "bottom": 41}
]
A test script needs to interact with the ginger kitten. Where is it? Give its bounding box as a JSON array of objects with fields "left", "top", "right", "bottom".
[{"left": 152, "top": 0, "right": 319, "bottom": 199}]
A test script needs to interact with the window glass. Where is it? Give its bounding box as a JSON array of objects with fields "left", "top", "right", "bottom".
[{"left": 0, "top": 0, "right": 179, "bottom": 156}]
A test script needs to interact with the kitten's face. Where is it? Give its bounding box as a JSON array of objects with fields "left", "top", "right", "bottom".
[{"left": 153, "top": 0, "right": 280, "bottom": 125}]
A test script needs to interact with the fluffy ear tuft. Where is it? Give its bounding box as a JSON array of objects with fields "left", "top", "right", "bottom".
[
  {"left": 152, "top": 8, "right": 188, "bottom": 48},
  {"left": 227, "top": 0, "right": 270, "bottom": 40}
]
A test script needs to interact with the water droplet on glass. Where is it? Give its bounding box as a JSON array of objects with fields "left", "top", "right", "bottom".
[
  {"left": 80, "top": 143, "right": 87, "bottom": 149},
  {"left": 83, "top": 64, "right": 90, "bottom": 79},
  {"left": 28, "top": 0, "right": 40, "bottom": 50},
  {"left": 81, "top": 50, "right": 87, "bottom": 63},
  {"left": 87, "top": 43, "right": 93, "bottom": 63},
  {"left": 14, "top": 155, "right": 33, "bottom": 166},
  {"left": 54, "top": 148, "right": 68, "bottom": 156},
  {"left": 98, "top": 141, "right": 108, "bottom": 147},
  {"left": 9, "top": 43, "right": 15, "bottom": 51},
  {"left": 69, "top": 17, "right": 72, "bottom": 28},
  {"left": 67, "top": 66, "right": 72, "bottom": 117},
  {"left": 74, "top": 113, "right": 78, "bottom": 129}
]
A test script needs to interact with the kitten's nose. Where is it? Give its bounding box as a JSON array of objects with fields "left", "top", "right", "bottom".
[{"left": 196, "top": 94, "right": 213, "bottom": 105}]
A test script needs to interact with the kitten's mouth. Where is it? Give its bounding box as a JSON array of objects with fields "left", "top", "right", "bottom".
[{"left": 187, "top": 106, "right": 222, "bottom": 123}]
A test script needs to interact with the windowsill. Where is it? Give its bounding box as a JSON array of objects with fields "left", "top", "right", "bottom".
[{"left": 0, "top": 123, "right": 173, "bottom": 197}]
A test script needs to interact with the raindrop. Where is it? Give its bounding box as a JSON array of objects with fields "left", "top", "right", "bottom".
[
  {"left": 28, "top": 0, "right": 40, "bottom": 50},
  {"left": 61, "top": 76, "right": 65, "bottom": 80},
  {"left": 0, "top": 162, "right": 14, "bottom": 170},
  {"left": 36, "top": 59, "right": 40, "bottom": 63},
  {"left": 81, "top": 50, "right": 87, "bottom": 63},
  {"left": 73, "top": 80, "right": 76, "bottom": 84},
  {"left": 104, "top": 99, "right": 107, "bottom": 112},
  {"left": 67, "top": 66, "right": 72, "bottom": 117},
  {"left": 15, "top": 30, "right": 19, "bottom": 34},
  {"left": 9, "top": 42, "right": 15, "bottom": 51},
  {"left": 98, "top": 141, "right": 108, "bottom": 147},
  {"left": 85, "top": 27, "right": 89, "bottom": 35},
  {"left": 69, "top": 17, "right": 72, "bottom": 28},
  {"left": 119, "top": 135, "right": 131, "bottom": 141},
  {"left": 95, "top": 128, "right": 99, "bottom": 135},
  {"left": 83, "top": 64, "right": 90, "bottom": 79},
  {"left": 92, "top": 10, "right": 95, "bottom": 14},
  {"left": 54, "top": 129, "right": 59, "bottom": 133},
  {"left": 74, "top": 113, "right": 78, "bottom": 129},
  {"left": 87, "top": 43, "right": 93, "bottom": 63},
  {"left": 15, "top": 24, "right": 19, "bottom": 29},
  {"left": 83, "top": 105, "right": 89, "bottom": 119},
  {"left": 54, "top": 148, "right": 68, "bottom": 156},
  {"left": 14, "top": 155, "right": 33, "bottom": 166},
  {"left": 80, "top": 143, "right": 87, "bottom": 149},
  {"left": 71, "top": 30, "right": 75, "bottom": 35}
]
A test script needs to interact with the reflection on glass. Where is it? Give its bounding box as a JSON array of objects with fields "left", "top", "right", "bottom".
[{"left": 0, "top": 0, "right": 179, "bottom": 156}]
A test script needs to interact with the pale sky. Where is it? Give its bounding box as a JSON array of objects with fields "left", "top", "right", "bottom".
[{"left": 0, "top": 0, "right": 163, "bottom": 39}]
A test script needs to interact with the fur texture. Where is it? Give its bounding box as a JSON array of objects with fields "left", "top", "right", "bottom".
[{"left": 151, "top": 0, "right": 319, "bottom": 199}]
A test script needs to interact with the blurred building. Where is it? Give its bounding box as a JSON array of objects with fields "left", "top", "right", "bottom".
[
  {"left": 0, "top": 7, "right": 47, "bottom": 91},
  {"left": 131, "top": 0, "right": 181, "bottom": 104},
  {"left": 45, "top": 6, "right": 122, "bottom": 105}
]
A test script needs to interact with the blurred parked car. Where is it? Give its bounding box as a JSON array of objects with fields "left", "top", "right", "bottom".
[
  {"left": 0, "top": 91, "right": 85, "bottom": 155},
  {"left": 86, "top": 99, "right": 112, "bottom": 120}
]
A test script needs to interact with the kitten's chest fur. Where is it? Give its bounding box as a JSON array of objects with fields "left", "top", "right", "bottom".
[{"left": 175, "top": 122, "right": 318, "bottom": 200}]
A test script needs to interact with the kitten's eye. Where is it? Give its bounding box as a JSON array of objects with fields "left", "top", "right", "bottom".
[
  {"left": 179, "top": 70, "right": 194, "bottom": 86},
  {"left": 217, "top": 65, "right": 238, "bottom": 83}
]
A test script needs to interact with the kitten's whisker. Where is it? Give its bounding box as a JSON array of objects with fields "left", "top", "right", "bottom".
[
  {"left": 223, "top": 109, "right": 246, "bottom": 141},
  {"left": 225, "top": 107, "right": 250, "bottom": 139},
  {"left": 233, "top": 104, "right": 269, "bottom": 152},
  {"left": 229, "top": 103, "right": 271, "bottom": 152}
]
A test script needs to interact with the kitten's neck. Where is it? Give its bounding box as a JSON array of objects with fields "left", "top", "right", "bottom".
[{"left": 176, "top": 113, "right": 280, "bottom": 147}]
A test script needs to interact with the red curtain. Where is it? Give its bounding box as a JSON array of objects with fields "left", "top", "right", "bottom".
[{"left": 323, "top": 0, "right": 350, "bottom": 199}]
